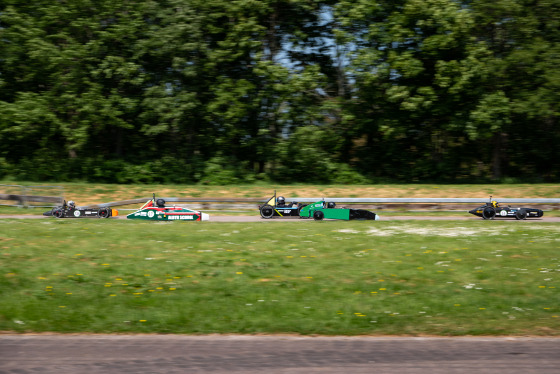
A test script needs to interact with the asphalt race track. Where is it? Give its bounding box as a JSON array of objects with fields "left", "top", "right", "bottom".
[
  {"left": 208, "top": 215, "right": 560, "bottom": 222},
  {"left": 1, "top": 335, "right": 560, "bottom": 374},
  {"left": 1, "top": 214, "right": 560, "bottom": 221}
]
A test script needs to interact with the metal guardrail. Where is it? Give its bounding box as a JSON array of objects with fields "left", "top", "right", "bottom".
[
  {"left": 0, "top": 185, "right": 64, "bottom": 208},
  {"left": 84, "top": 197, "right": 560, "bottom": 208},
  {"left": 1, "top": 189, "right": 557, "bottom": 209}
]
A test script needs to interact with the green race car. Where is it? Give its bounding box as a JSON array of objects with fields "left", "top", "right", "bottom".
[
  {"left": 299, "top": 201, "right": 380, "bottom": 221},
  {"left": 127, "top": 194, "right": 209, "bottom": 221}
]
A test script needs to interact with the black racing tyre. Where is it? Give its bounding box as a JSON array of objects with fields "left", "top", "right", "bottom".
[
  {"left": 98, "top": 207, "right": 110, "bottom": 218},
  {"left": 313, "top": 210, "right": 324, "bottom": 221},
  {"left": 260, "top": 204, "right": 274, "bottom": 219},
  {"left": 482, "top": 207, "right": 496, "bottom": 220},
  {"left": 53, "top": 208, "right": 64, "bottom": 218},
  {"left": 515, "top": 209, "right": 527, "bottom": 220},
  {"left": 156, "top": 199, "right": 166, "bottom": 208}
]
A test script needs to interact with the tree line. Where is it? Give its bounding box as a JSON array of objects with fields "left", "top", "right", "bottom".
[{"left": 1, "top": 0, "right": 559, "bottom": 184}]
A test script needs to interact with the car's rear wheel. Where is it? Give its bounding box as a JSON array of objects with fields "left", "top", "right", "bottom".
[
  {"left": 482, "top": 207, "right": 496, "bottom": 220},
  {"left": 515, "top": 209, "right": 527, "bottom": 220},
  {"left": 260, "top": 205, "right": 274, "bottom": 219},
  {"left": 98, "top": 207, "right": 110, "bottom": 218},
  {"left": 313, "top": 210, "right": 324, "bottom": 221}
]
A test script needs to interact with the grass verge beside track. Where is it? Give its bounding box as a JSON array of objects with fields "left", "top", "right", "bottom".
[
  {"left": 4, "top": 182, "right": 560, "bottom": 206},
  {"left": 1, "top": 219, "right": 559, "bottom": 336}
]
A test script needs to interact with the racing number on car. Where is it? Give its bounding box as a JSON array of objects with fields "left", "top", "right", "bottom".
[
  {"left": 147, "top": 211, "right": 155, "bottom": 218},
  {"left": 500, "top": 210, "right": 508, "bottom": 216},
  {"left": 73, "top": 210, "right": 81, "bottom": 217}
]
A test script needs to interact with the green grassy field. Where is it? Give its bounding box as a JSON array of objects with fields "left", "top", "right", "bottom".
[{"left": 1, "top": 219, "right": 559, "bottom": 335}]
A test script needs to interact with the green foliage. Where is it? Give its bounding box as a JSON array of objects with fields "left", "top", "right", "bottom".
[
  {"left": 200, "top": 155, "right": 257, "bottom": 185},
  {"left": 0, "top": 0, "right": 559, "bottom": 183},
  {"left": 273, "top": 126, "right": 367, "bottom": 183}
]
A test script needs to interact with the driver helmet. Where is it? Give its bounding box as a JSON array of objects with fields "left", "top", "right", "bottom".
[
  {"left": 68, "top": 200, "right": 76, "bottom": 209},
  {"left": 491, "top": 201, "right": 499, "bottom": 208},
  {"left": 277, "top": 196, "right": 285, "bottom": 205}
]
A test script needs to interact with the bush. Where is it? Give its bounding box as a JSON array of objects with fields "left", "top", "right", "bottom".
[{"left": 199, "top": 155, "right": 257, "bottom": 185}]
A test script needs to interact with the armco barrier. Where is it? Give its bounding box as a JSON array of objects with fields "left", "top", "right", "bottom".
[
  {"left": 0, "top": 185, "right": 64, "bottom": 208},
  {"left": 83, "top": 197, "right": 560, "bottom": 209}
]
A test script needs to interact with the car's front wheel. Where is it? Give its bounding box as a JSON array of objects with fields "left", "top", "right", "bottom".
[
  {"left": 482, "top": 207, "right": 496, "bottom": 220},
  {"left": 260, "top": 205, "right": 274, "bottom": 219},
  {"left": 313, "top": 210, "right": 324, "bottom": 221}
]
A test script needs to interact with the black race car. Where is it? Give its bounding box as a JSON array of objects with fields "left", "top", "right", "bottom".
[
  {"left": 259, "top": 192, "right": 306, "bottom": 219},
  {"left": 469, "top": 197, "right": 543, "bottom": 220},
  {"left": 43, "top": 200, "right": 118, "bottom": 219}
]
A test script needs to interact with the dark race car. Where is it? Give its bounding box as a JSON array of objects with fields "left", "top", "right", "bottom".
[
  {"left": 43, "top": 200, "right": 118, "bottom": 219},
  {"left": 259, "top": 192, "right": 306, "bottom": 219},
  {"left": 469, "top": 197, "right": 544, "bottom": 220}
]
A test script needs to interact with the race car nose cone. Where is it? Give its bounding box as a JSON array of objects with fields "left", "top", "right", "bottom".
[
  {"left": 375, "top": 214, "right": 380, "bottom": 220},
  {"left": 201, "top": 212, "right": 210, "bottom": 221}
]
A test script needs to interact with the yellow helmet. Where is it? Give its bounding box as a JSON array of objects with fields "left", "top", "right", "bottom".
[{"left": 491, "top": 201, "right": 499, "bottom": 208}]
